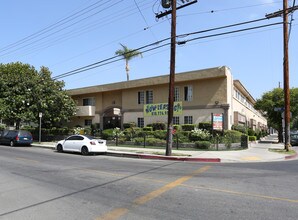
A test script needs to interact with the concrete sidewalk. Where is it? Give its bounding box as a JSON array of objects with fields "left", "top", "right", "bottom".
[{"left": 32, "top": 135, "right": 297, "bottom": 163}]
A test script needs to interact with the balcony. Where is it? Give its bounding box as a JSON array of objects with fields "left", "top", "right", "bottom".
[{"left": 75, "top": 106, "right": 95, "bottom": 117}]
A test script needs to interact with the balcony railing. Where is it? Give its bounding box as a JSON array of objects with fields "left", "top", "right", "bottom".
[{"left": 75, "top": 106, "right": 95, "bottom": 117}]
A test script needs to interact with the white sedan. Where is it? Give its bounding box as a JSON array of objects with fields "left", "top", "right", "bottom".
[{"left": 56, "top": 135, "right": 107, "bottom": 155}]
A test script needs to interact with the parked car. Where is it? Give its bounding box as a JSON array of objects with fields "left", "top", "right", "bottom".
[
  {"left": 290, "top": 133, "right": 298, "bottom": 146},
  {"left": 56, "top": 135, "right": 107, "bottom": 155},
  {"left": 0, "top": 130, "right": 33, "bottom": 147}
]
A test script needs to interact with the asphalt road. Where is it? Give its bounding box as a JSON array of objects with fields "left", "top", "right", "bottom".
[{"left": 0, "top": 145, "right": 298, "bottom": 220}]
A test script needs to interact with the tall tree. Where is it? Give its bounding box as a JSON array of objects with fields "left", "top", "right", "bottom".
[
  {"left": 0, "top": 62, "right": 76, "bottom": 129},
  {"left": 115, "top": 43, "right": 142, "bottom": 81},
  {"left": 254, "top": 87, "right": 298, "bottom": 142}
]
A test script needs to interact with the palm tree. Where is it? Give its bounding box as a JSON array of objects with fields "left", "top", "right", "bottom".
[{"left": 115, "top": 44, "right": 142, "bottom": 81}]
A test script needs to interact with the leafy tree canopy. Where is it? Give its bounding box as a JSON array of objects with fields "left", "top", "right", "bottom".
[
  {"left": 254, "top": 87, "right": 298, "bottom": 140},
  {"left": 0, "top": 62, "right": 76, "bottom": 129}
]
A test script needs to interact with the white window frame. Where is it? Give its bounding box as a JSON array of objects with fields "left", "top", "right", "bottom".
[
  {"left": 184, "top": 85, "right": 193, "bottom": 101},
  {"left": 174, "top": 87, "right": 180, "bottom": 102},
  {"left": 146, "top": 90, "right": 153, "bottom": 104},
  {"left": 184, "top": 116, "right": 193, "bottom": 124},
  {"left": 173, "top": 116, "right": 180, "bottom": 125},
  {"left": 138, "top": 91, "right": 145, "bottom": 104},
  {"left": 137, "top": 118, "right": 144, "bottom": 128}
]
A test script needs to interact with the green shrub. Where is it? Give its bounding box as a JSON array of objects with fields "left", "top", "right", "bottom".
[
  {"left": 146, "top": 137, "right": 166, "bottom": 146},
  {"left": 143, "top": 126, "right": 153, "bottom": 132},
  {"left": 181, "top": 124, "right": 195, "bottom": 131},
  {"left": 189, "top": 128, "right": 211, "bottom": 142},
  {"left": 224, "top": 130, "right": 243, "bottom": 143},
  {"left": 232, "top": 125, "right": 247, "bottom": 134},
  {"left": 249, "top": 136, "right": 257, "bottom": 141},
  {"left": 173, "top": 125, "right": 181, "bottom": 131},
  {"left": 173, "top": 132, "right": 190, "bottom": 143},
  {"left": 147, "top": 122, "right": 166, "bottom": 130},
  {"left": 247, "top": 128, "right": 255, "bottom": 136},
  {"left": 101, "top": 129, "right": 115, "bottom": 140},
  {"left": 133, "top": 137, "right": 166, "bottom": 146},
  {"left": 198, "top": 122, "right": 212, "bottom": 131},
  {"left": 153, "top": 130, "right": 167, "bottom": 139},
  {"left": 195, "top": 141, "right": 211, "bottom": 149},
  {"left": 123, "top": 122, "right": 136, "bottom": 129}
]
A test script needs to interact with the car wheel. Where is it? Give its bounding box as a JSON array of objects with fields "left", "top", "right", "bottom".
[
  {"left": 57, "top": 144, "right": 63, "bottom": 152},
  {"left": 10, "top": 141, "right": 14, "bottom": 147},
  {"left": 81, "top": 146, "right": 89, "bottom": 156}
]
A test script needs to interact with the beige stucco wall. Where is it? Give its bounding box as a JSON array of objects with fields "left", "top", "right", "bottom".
[{"left": 67, "top": 66, "right": 267, "bottom": 130}]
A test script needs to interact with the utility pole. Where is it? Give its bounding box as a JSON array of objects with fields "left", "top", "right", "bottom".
[
  {"left": 166, "top": 0, "right": 176, "bottom": 156},
  {"left": 157, "top": 0, "right": 198, "bottom": 156},
  {"left": 283, "top": 0, "right": 290, "bottom": 151},
  {"left": 266, "top": 0, "right": 296, "bottom": 151}
]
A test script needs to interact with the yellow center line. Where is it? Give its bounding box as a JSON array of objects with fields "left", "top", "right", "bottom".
[
  {"left": 134, "top": 165, "right": 211, "bottom": 205},
  {"left": 97, "top": 165, "right": 211, "bottom": 220},
  {"left": 84, "top": 167, "right": 298, "bottom": 206}
]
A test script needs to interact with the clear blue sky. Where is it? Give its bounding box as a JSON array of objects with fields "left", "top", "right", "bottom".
[{"left": 1, "top": 0, "right": 297, "bottom": 99}]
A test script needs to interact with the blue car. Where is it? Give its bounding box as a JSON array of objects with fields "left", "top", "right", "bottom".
[{"left": 0, "top": 130, "right": 33, "bottom": 147}]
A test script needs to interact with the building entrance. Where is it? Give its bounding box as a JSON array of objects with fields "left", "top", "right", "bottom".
[{"left": 103, "top": 108, "right": 121, "bottom": 129}]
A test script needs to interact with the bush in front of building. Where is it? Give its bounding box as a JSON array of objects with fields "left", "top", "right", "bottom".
[
  {"left": 152, "top": 130, "right": 167, "bottom": 139},
  {"left": 147, "top": 122, "right": 166, "bottom": 131},
  {"left": 195, "top": 141, "right": 211, "bottom": 149},
  {"left": 249, "top": 136, "right": 257, "bottom": 141},
  {"left": 134, "top": 137, "right": 166, "bottom": 146},
  {"left": 222, "top": 130, "right": 243, "bottom": 149},
  {"left": 198, "top": 122, "right": 212, "bottom": 132},
  {"left": 122, "top": 127, "right": 144, "bottom": 141},
  {"left": 189, "top": 128, "right": 211, "bottom": 142},
  {"left": 181, "top": 124, "right": 196, "bottom": 131},
  {"left": 143, "top": 126, "right": 153, "bottom": 132},
  {"left": 101, "top": 128, "right": 115, "bottom": 140},
  {"left": 123, "top": 122, "right": 136, "bottom": 129},
  {"left": 173, "top": 132, "right": 191, "bottom": 143},
  {"left": 231, "top": 124, "right": 247, "bottom": 134}
]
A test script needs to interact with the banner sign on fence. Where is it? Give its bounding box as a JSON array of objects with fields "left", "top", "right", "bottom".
[
  {"left": 144, "top": 102, "right": 182, "bottom": 116},
  {"left": 212, "top": 113, "right": 224, "bottom": 130}
]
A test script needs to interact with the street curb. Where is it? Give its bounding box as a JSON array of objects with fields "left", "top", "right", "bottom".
[
  {"left": 285, "top": 151, "right": 298, "bottom": 160},
  {"left": 106, "top": 152, "right": 221, "bottom": 162}
]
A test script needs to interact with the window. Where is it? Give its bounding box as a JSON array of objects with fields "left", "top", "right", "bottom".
[
  {"left": 174, "top": 87, "right": 180, "bottom": 102},
  {"left": 85, "top": 119, "right": 92, "bottom": 126},
  {"left": 184, "top": 116, "right": 193, "bottom": 124},
  {"left": 138, "top": 91, "right": 145, "bottom": 104},
  {"left": 184, "top": 86, "right": 193, "bottom": 101},
  {"left": 173, "top": 116, "right": 180, "bottom": 125},
  {"left": 83, "top": 98, "right": 95, "bottom": 106},
  {"left": 146, "top": 91, "right": 153, "bottom": 104},
  {"left": 137, "top": 118, "right": 144, "bottom": 128},
  {"left": 67, "top": 136, "right": 84, "bottom": 141},
  {"left": 138, "top": 90, "right": 153, "bottom": 104}
]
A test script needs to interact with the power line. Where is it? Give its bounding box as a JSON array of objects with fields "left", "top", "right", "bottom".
[
  {"left": 0, "top": 1, "right": 123, "bottom": 58},
  {"left": 53, "top": 19, "right": 284, "bottom": 80},
  {"left": 181, "top": 22, "right": 283, "bottom": 45},
  {"left": 0, "top": 0, "right": 107, "bottom": 53},
  {"left": 0, "top": 1, "right": 153, "bottom": 59}
]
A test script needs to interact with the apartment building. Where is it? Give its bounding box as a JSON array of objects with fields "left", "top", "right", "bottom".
[{"left": 67, "top": 66, "right": 267, "bottom": 131}]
